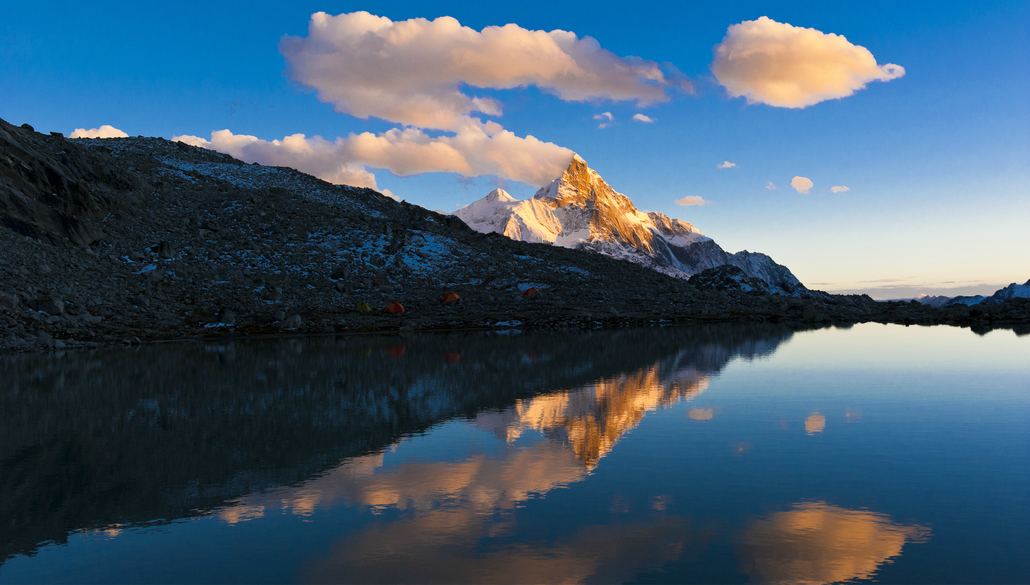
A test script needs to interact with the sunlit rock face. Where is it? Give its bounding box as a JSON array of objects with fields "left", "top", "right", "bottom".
[
  {"left": 739, "top": 501, "right": 930, "bottom": 585},
  {"left": 455, "top": 154, "right": 806, "bottom": 291}
]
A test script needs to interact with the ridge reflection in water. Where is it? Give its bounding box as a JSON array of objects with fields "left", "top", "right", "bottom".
[{"left": 1, "top": 323, "right": 1028, "bottom": 583}]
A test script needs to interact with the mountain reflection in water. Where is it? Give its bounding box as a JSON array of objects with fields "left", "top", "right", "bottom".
[
  {"left": 9, "top": 323, "right": 1020, "bottom": 583},
  {"left": 0, "top": 324, "right": 789, "bottom": 564}
]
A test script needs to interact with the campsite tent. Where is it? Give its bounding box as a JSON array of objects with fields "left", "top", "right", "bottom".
[
  {"left": 383, "top": 301, "right": 406, "bottom": 314},
  {"left": 441, "top": 292, "right": 460, "bottom": 304},
  {"left": 355, "top": 301, "right": 372, "bottom": 312},
  {"left": 522, "top": 287, "right": 539, "bottom": 298}
]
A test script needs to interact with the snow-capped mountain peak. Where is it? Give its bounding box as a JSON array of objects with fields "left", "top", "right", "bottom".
[
  {"left": 456, "top": 155, "right": 807, "bottom": 294},
  {"left": 453, "top": 188, "right": 561, "bottom": 244},
  {"left": 484, "top": 188, "right": 515, "bottom": 202}
]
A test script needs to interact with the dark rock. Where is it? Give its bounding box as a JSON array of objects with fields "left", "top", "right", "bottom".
[
  {"left": 156, "top": 241, "right": 175, "bottom": 259},
  {"left": 283, "top": 315, "right": 302, "bottom": 329},
  {"left": 33, "top": 297, "right": 65, "bottom": 315},
  {"left": 0, "top": 293, "right": 19, "bottom": 309}
]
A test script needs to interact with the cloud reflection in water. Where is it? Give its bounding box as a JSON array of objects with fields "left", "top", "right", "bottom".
[{"left": 739, "top": 501, "right": 929, "bottom": 585}]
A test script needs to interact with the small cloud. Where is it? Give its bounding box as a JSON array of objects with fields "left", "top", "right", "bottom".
[
  {"left": 381, "top": 188, "right": 399, "bottom": 201},
  {"left": 717, "top": 161, "right": 737, "bottom": 169},
  {"left": 675, "top": 196, "right": 710, "bottom": 206},
  {"left": 791, "top": 176, "right": 813, "bottom": 194},
  {"left": 594, "top": 111, "right": 614, "bottom": 128},
  {"left": 632, "top": 113, "right": 655, "bottom": 123},
  {"left": 830, "top": 185, "right": 850, "bottom": 193},
  {"left": 765, "top": 181, "right": 777, "bottom": 190},
  {"left": 69, "top": 125, "right": 128, "bottom": 139}
]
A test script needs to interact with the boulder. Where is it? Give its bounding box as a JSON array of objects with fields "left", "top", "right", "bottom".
[{"left": 32, "top": 297, "right": 65, "bottom": 315}]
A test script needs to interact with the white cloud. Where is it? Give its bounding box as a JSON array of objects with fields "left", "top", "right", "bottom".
[
  {"left": 174, "top": 131, "right": 379, "bottom": 188},
  {"left": 632, "top": 113, "right": 655, "bottom": 123},
  {"left": 830, "top": 185, "right": 850, "bottom": 193},
  {"left": 174, "top": 118, "right": 574, "bottom": 189},
  {"left": 791, "top": 176, "right": 814, "bottom": 194},
  {"left": 717, "top": 161, "right": 737, "bottom": 169},
  {"left": 69, "top": 125, "right": 128, "bottom": 139},
  {"left": 594, "top": 111, "right": 614, "bottom": 128},
  {"left": 765, "top": 181, "right": 777, "bottom": 190},
  {"left": 710, "top": 16, "right": 905, "bottom": 108},
  {"left": 675, "top": 196, "right": 710, "bottom": 206},
  {"left": 381, "top": 189, "right": 399, "bottom": 200},
  {"left": 280, "top": 11, "right": 681, "bottom": 131}
]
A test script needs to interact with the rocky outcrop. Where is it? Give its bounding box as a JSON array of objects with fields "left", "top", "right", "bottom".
[{"left": 0, "top": 121, "right": 143, "bottom": 246}]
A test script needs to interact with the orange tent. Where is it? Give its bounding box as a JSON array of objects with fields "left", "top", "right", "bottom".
[
  {"left": 383, "top": 301, "right": 406, "bottom": 313},
  {"left": 441, "top": 291, "right": 460, "bottom": 304},
  {"left": 522, "top": 287, "right": 539, "bottom": 297}
]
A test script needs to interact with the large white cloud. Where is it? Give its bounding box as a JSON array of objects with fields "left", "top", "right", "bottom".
[
  {"left": 174, "top": 118, "right": 574, "bottom": 189},
  {"left": 69, "top": 125, "right": 128, "bottom": 139},
  {"left": 279, "top": 11, "right": 682, "bottom": 131},
  {"left": 711, "top": 16, "right": 904, "bottom": 108}
]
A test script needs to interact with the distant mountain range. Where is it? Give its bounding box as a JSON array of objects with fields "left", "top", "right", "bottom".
[
  {"left": 455, "top": 155, "right": 810, "bottom": 296},
  {"left": 913, "top": 280, "right": 1030, "bottom": 307}
]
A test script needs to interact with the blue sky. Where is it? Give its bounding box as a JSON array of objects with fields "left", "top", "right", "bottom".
[{"left": 2, "top": 0, "right": 1027, "bottom": 298}]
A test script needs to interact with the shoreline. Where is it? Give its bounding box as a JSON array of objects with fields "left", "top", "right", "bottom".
[{"left": 3, "top": 307, "right": 1027, "bottom": 354}]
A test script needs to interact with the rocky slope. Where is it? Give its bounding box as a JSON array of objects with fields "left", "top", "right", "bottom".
[
  {"left": 1, "top": 118, "right": 1028, "bottom": 353},
  {"left": 456, "top": 155, "right": 807, "bottom": 294}
]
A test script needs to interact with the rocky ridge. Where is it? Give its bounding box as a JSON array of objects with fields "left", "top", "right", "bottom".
[{"left": 1, "top": 118, "right": 1028, "bottom": 353}]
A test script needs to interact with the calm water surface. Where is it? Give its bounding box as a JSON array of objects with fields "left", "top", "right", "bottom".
[{"left": 1, "top": 324, "right": 1027, "bottom": 584}]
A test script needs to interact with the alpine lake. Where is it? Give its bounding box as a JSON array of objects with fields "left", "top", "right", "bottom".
[{"left": 1, "top": 323, "right": 1027, "bottom": 584}]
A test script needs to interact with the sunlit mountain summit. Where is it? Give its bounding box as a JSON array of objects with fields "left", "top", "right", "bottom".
[{"left": 455, "top": 155, "right": 807, "bottom": 294}]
